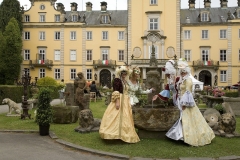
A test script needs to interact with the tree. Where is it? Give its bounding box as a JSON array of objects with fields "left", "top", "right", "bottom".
[
  {"left": 0, "top": 32, "right": 6, "bottom": 84},
  {"left": 0, "top": 0, "right": 23, "bottom": 32},
  {"left": 2, "top": 17, "right": 23, "bottom": 84}
]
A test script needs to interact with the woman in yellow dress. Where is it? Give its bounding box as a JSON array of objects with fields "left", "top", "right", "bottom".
[
  {"left": 99, "top": 66, "right": 140, "bottom": 143},
  {"left": 165, "top": 58, "right": 215, "bottom": 146}
]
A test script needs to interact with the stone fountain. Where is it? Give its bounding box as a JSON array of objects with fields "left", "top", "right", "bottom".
[{"left": 132, "top": 37, "right": 180, "bottom": 138}]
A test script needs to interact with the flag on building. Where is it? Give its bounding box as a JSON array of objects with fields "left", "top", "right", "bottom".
[{"left": 102, "top": 60, "right": 108, "bottom": 65}]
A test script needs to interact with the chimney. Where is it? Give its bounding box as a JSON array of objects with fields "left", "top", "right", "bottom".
[
  {"left": 238, "top": 0, "right": 240, "bottom": 7},
  {"left": 204, "top": 0, "right": 211, "bottom": 8},
  {"left": 86, "top": 2, "right": 93, "bottom": 12},
  {"left": 100, "top": 1, "right": 107, "bottom": 12},
  {"left": 189, "top": 0, "right": 196, "bottom": 9},
  {"left": 70, "top": 2, "right": 78, "bottom": 11},
  {"left": 220, "top": 0, "right": 228, "bottom": 8}
]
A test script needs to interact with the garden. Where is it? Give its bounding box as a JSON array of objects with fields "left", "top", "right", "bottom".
[{"left": 0, "top": 98, "right": 240, "bottom": 159}]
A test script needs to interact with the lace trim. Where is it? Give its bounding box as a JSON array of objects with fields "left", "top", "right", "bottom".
[{"left": 179, "top": 91, "right": 195, "bottom": 108}]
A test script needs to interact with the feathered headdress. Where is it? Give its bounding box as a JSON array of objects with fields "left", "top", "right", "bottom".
[
  {"left": 163, "top": 60, "right": 176, "bottom": 75},
  {"left": 177, "top": 58, "right": 191, "bottom": 74},
  {"left": 115, "top": 66, "right": 130, "bottom": 78}
]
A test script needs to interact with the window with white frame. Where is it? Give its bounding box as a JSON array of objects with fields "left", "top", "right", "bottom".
[
  {"left": 239, "top": 71, "right": 240, "bottom": 82},
  {"left": 38, "top": 49, "right": 45, "bottom": 63},
  {"left": 118, "top": 50, "right": 124, "bottom": 61},
  {"left": 101, "top": 15, "right": 109, "bottom": 24},
  {"left": 55, "top": 15, "right": 60, "bottom": 22},
  {"left": 149, "top": 46, "right": 158, "bottom": 58},
  {"left": 202, "top": 30, "right": 208, "bottom": 39},
  {"left": 239, "top": 29, "right": 240, "bottom": 39},
  {"left": 24, "top": 68, "right": 30, "bottom": 76},
  {"left": 149, "top": 18, "right": 158, "bottom": 30},
  {"left": 86, "top": 50, "right": 92, "bottom": 61},
  {"left": 102, "top": 31, "right": 108, "bottom": 40},
  {"left": 220, "top": 50, "right": 227, "bottom": 61},
  {"left": 54, "top": 50, "right": 60, "bottom": 61},
  {"left": 39, "top": 14, "right": 45, "bottom": 22},
  {"left": 86, "top": 31, "right": 92, "bottom": 40},
  {"left": 201, "top": 49, "right": 209, "bottom": 61},
  {"left": 86, "top": 69, "right": 92, "bottom": 80},
  {"left": 72, "top": 15, "right": 78, "bottom": 22},
  {"left": 118, "top": 31, "right": 124, "bottom": 40},
  {"left": 239, "top": 49, "right": 240, "bottom": 61},
  {"left": 54, "top": 69, "right": 60, "bottom": 79},
  {"left": 201, "top": 12, "right": 209, "bottom": 22},
  {"left": 39, "top": 68, "right": 45, "bottom": 78},
  {"left": 184, "top": 50, "right": 191, "bottom": 61},
  {"left": 102, "top": 49, "right": 108, "bottom": 60},
  {"left": 55, "top": 31, "right": 60, "bottom": 40},
  {"left": 70, "top": 69, "right": 76, "bottom": 80},
  {"left": 150, "top": 0, "right": 157, "bottom": 5},
  {"left": 184, "top": 30, "right": 191, "bottom": 39},
  {"left": 24, "top": 15, "right": 30, "bottom": 22},
  {"left": 70, "top": 50, "right": 76, "bottom": 61},
  {"left": 220, "top": 30, "right": 227, "bottom": 39},
  {"left": 220, "top": 70, "right": 227, "bottom": 82},
  {"left": 24, "top": 32, "right": 30, "bottom": 40},
  {"left": 39, "top": 31, "right": 45, "bottom": 40},
  {"left": 24, "top": 50, "right": 30, "bottom": 60},
  {"left": 70, "top": 31, "right": 76, "bottom": 40}
]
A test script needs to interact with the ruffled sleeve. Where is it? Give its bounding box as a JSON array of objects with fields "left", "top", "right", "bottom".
[
  {"left": 111, "top": 91, "right": 120, "bottom": 102},
  {"left": 139, "top": 83, "right": 153, "bottom": 94},
  {"left": 179, "top": 91, "right": 195, "bottom": 108},
  {"left": 179, "top": 78, "right": 195, "bottom": 108}
]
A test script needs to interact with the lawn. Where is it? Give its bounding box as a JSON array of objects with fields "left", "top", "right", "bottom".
[{"left": 0, "top": 99, "right": 240, "bottom": 159}]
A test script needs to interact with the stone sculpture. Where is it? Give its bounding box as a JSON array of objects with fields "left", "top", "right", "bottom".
[{"left": 74, "top": 109, "right": 101, "bottom": 133}]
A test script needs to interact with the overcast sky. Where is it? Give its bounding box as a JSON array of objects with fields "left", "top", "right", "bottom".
[{"left": 0, "top": 0, "right": 238, "bottom": 10}]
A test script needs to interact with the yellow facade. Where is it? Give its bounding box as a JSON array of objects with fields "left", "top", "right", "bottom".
[{"left": 21, "top": 0, "right": 240, "bottom": 88}]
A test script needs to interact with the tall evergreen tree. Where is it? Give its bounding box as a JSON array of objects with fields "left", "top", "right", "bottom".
[
  {"left": 0, "top": 0, "right": 23, "bottom": 32},
  {"left": 0, "top": 32, "right": 6, "bottom": 84},
  {"left": 2, "top": 17, "right": 23, "bottom": 84}
]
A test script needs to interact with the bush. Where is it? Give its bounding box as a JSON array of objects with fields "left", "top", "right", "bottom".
[
  {"left": 224, "top": 91, "right": 239, "bottom": 97},
  {"left": 35, "top": 88, "right": 53, "bottom": 126},
  {"left": 213, "top": 103, "right": 225, "bottom": 113}
]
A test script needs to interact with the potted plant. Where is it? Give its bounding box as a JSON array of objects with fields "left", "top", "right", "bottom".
[{"left": 35, "top": 88, "right": 53, "bottom": 136}]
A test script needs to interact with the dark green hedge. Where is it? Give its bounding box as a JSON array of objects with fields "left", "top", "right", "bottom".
[
  {"left": 0, "top": 85, "right": 60, "bottom": 103},
  {"left": 224, "top": 91, "right": 239, "bottom": 97}
]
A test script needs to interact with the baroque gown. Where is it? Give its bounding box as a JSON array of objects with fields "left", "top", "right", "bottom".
[
  {"left": 166, "top": 77, "right": 215, "bottom": 146},
  {"left": 99, "top": 78, "right": 140, "bottom": 143}
]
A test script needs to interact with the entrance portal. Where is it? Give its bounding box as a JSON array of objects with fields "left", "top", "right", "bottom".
[
  {"left": 100, "top": 69, "right": 111, "bottom": 88},
  {"left": 199, "top": 70, "right": 212, "bottom": 86}
]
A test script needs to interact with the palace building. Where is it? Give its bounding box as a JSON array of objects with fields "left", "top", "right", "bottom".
[{"left": 21, "top": 0, "right": 240, "bottom": 88}]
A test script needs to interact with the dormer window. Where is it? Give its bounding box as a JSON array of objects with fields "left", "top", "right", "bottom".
[
  {"left": 101, "top": 15, "right": 110, "bottom": 24},
  {"left": 201, "top": 12, "right": 209, "bottom": 22},
  {"left": 72, "top": 15, "right": 78, "bottom": 22},
  {"left": 150, "top": 0, "right": 157, "bottom": 5}
]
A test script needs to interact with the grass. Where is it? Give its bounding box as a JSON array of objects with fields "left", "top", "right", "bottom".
[{"left": 0, "top": 100, "right": 240, "bottom": 159}]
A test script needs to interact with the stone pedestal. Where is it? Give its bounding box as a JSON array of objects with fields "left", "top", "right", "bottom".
[
  {"left": 223, "top": 97, "right": 240, "bottom": 116},
  {"left": 52, "top": 105, "right": 79, "bottom": 124},
  {"left": 133, "top": 107, "right": 180, "bottom": 138}
]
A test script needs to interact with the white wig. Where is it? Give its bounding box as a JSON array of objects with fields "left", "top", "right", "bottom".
[{"left": 165, "top": 60, "right": 176, "bottom": 75}]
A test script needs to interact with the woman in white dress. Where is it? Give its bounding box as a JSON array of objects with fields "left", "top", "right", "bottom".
[
  {"left": 128, "top": 67, "right": 154, "bottom": 106},
  {"left": 164, "top": 58, "right": 215, "bottom": 146}
]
